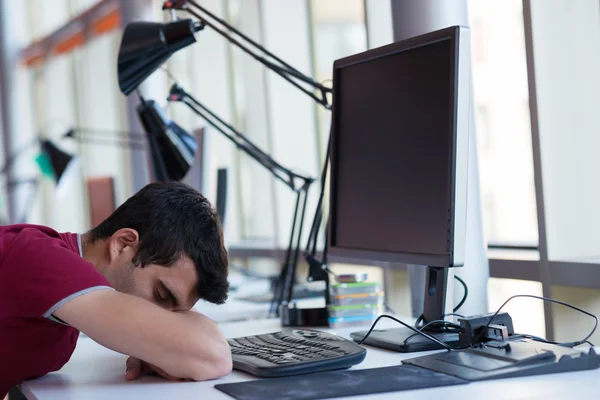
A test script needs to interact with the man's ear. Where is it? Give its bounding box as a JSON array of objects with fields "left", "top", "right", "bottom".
[{"left": 108, "top": 228, "right": 139, "bottom": 263}]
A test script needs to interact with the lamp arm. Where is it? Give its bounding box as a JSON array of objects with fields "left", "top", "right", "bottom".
[
  {"left": 3, "top": 177, "right": 38, "bottom": 188},
  {"left": 169, "top": 82, "right": 315, "bottom": 317},
  {"left": 67, "top": 132, "right": 146, "bottom": 150},
  {"left": 169, "top": 83, "right": 314, "bottom": 192},
  {"left": 0, "top": 137, "right": 41, "bottom": 174},
  {"left": 67, "top": 127, "right": 147, "bottom": 141},
  {"left": 163, "top": 0, "right": 332, "bottom": 109}
]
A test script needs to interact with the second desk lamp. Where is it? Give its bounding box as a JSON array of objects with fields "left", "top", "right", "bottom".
[{"left": 116, "top": 1, "right": 332, "bottom": 326}]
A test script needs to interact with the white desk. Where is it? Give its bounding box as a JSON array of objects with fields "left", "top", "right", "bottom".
[{"left": 20, "top": 316, "right": 600, "bottom": 400}]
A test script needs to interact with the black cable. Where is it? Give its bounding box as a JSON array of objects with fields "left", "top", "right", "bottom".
[
  {"left": 304, "top": 133, "right": 331, "bottom": 255},
  {"left": 321, "top": 222, "right": 330, "bottom": 266},
  {"left": 453, "top": 275, "right": 467, "bottom": 313},
  {"left": 404, "top": 319, "right": 461, "bottom": 344},
  {"left": 415, "top": 314, "right": 424, "bottom": 327},
  {"left": 480, "top": 295, "right": 598, "bottom": 347},
  {"left": 415, "top": 318, "right": 462, "bottom": 331},
  {"left": 513, "top": 334, "right": 596, "bottom": 349},
  {"left": 356, "top": 315, "right": 465, "bottom": 351},
  {"left": 391, "top": 276, "right": 465, "bottom": 329}
]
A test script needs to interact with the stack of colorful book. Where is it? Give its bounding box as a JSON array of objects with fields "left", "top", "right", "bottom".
[{"left": 328, "top": 282, "right": 384, "bottom": 328}]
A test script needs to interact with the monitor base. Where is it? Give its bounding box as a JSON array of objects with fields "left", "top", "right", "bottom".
[{"left": 350, "top": 327, "right": 459, "bottom": 352}]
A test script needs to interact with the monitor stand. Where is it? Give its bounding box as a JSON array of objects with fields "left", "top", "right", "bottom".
[{"left": 350, "top": 266, "right": 459, "bottom": 352}]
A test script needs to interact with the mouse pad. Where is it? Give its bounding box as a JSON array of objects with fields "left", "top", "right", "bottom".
[{"left": 214, "top": 365, "right": 469, "bottom": 400}]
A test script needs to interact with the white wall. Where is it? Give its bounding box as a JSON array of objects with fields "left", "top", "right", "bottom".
[{"left": 261, "top": 0, "right": 320, "bottom": 250}]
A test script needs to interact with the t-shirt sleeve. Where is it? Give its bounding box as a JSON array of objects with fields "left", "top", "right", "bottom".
[{"left": 0, "top": 228, "right": 113, "bottom": 319}]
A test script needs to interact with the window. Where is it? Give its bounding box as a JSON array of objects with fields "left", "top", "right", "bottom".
[
  {"left": 551, "top": 285, "right": 600, "bottom": 344},
  {"left": 488, "top": 278, "right": 545, "bottom": 338},
  {"left": 228, "top": 0, "right": 277, "bottom": 244},
  {"left": 13, "top": 1, "right": 133, "bottom": 231},
  {"left": 310, "top": 0, "right": 367, "bottom": 157},
  {"left": 468, "top": 0, "right": 538, "bottom": 248},
  {"left": 528, "top": 0, "right": 600, "bottom": 263}
]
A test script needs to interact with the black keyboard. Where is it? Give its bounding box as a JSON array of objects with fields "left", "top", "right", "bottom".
[{"left": 228, "top": 329, "right": 367, "bottom": 377}]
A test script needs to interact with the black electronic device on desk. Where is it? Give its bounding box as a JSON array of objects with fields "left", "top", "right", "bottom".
[
  {"left": 403, "top": 338, "right": 600, "bottom": 381},
  {"left": 350, "top": 327, "right": 460, "bottom": 353},
  {"left": 402, "top": 303, "right": 600, "bottom": 381},
  {"left": 228, "top": 329, "right": 367, "bottom": 377}
]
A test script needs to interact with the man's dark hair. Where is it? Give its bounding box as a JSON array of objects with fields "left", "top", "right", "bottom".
[{"left": 88, "top": 182, "right": 229, "bottom": 304}]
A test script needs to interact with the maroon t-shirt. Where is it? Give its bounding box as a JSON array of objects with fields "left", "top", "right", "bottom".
[{"left": 0, "top": 224, "right": 112, "bottom": 395}]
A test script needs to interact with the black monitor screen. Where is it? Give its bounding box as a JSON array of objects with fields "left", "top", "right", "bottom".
[{"left": 330, "top": 38, "right": 455, "bottom": 261}]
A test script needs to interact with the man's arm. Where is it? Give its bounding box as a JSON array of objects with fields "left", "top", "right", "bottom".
[{"left": 53, "top": 289, "right": 232, "bottom": 381}]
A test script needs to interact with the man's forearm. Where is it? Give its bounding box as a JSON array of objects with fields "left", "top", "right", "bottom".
[
  {"left": 55, "top": 290, "right": 232, "bottom": 381},
  {"left": 171, "top": 310, "right": 232, "bottom": 380}
]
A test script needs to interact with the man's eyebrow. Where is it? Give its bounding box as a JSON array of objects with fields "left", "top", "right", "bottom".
[{"left": 159, "top": 280, "right": 180, "bottom": 308}]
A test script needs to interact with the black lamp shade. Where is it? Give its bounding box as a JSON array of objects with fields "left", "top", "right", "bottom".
[
  {"left": 137, "top": 99, "right": 196, "bottom": 181},
  {"left": 40, "top": 139, "right": 77, "bottom": 185},
  {"left": 118, "top": 19, "right": 197, "bottom": 95}
]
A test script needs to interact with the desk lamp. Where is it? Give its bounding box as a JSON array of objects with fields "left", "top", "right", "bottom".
[
  {"left": 63, "top": 102, "right": 197, "bottom": 183},
  {"left": 116, "top": 0, "right": 333, "bottom": 326},
  {"left": 0, "top": 138, "right": 77, "bottom": 223},
  {"left": 1, "top": 137, "right": 78, "bottom": 190}
]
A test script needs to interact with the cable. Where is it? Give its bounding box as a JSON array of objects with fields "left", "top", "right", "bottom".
[
  {"left": 480, "top": 295, "right": 598, "bottom": 347},
  {"left": 398, "top": 276, "right": 465, "bottom": 329},
  {"left": 304, "top": 134, "right": 331, "bottom": 255},
  {"left": 404, "top": 319, "right": 461, "bottom": 344},
  {"left": 360, "top": 296, "right": 597, "bottom": 353},
  {"left": 415, "top": 314, "right": 424, "bottom": 327},
  {"left": 453, "top": 275, "right": 467, "bottom": 313},
  {"left": 356, "top": 315, "right": 464, "bottom": 351},
  {"left": 513, "top": 334, "right": 595, "bottom": 349},
  {"left": 415, "top": 318, "right": 462, "bottom": 331}
]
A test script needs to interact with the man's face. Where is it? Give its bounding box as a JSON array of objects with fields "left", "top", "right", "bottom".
[{"left": 107, "top": 256, "right": 200, "bottom": 312}]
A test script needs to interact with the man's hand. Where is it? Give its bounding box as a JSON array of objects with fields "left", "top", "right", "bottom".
[{"left": 125, "top": 357, "right": 185, "bottom": 381}]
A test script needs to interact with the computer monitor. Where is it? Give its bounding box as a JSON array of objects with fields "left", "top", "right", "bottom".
[
  {"left": 328, "top": 25, "right": 470, "bottom": 351},
  {"left": 216, "top": 167, "right": 228, "bottom": 226}
]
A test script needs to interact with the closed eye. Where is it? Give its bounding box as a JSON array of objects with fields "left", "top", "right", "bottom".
[
  {"left": 158, "top": 280, "right": 180, "bottom": 309},
  {"left": 156, "top": 289, "right": 167, "bottom": 303}
]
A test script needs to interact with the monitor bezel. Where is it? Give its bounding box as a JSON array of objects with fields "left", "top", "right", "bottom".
[{"left": 327, "top": 25, "right": 470, "bottom": 268}]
